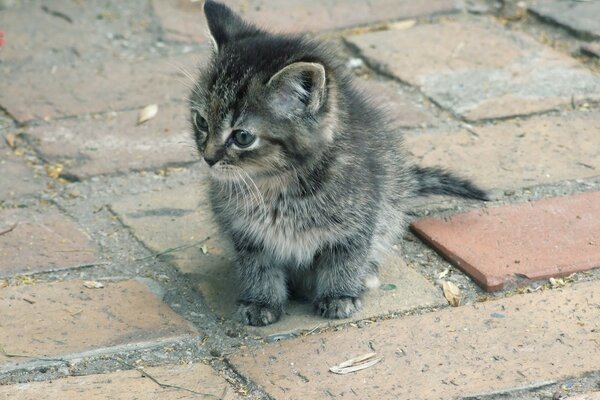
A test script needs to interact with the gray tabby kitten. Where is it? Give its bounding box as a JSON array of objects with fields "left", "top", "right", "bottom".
[{"left": 190, "top": 1, "right": 487, "bottom": 326}]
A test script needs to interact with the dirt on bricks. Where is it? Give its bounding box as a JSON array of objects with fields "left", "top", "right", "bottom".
[{"left": 0, "top": 1, "right": 599, "bottom": 399}]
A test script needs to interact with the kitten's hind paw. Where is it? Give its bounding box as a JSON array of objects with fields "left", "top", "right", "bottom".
[
  {"left": 316, "top": 296, "right": 362, "bottom": 319},
  {"left": 236, "top": 302, "right": 282, "bottom": 326}
]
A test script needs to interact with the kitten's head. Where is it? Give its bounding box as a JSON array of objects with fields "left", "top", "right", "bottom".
[{"left": 190, "top": 0, "right": 340, "bottom": 182}]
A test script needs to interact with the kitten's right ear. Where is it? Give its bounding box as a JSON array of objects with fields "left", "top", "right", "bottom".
[{"left": 204, "top": 0, "right": 260, "bottom": 52}]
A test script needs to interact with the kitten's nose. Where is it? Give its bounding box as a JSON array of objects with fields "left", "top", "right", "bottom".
[{"left": 204, "top": 156, "right": 219, "bottom": 167}]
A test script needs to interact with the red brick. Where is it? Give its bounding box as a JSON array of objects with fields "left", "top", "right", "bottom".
[
  {"left": 24, "top": 103, "right": 197, "bottom": 178},
  {"left": 0, "top": 280, "right": 197, "bottom": 364},
  {"left": 0, "top": 208, "right": 97, "bottom": 277},
  {"left": 0, "top": 53, "right": 205, "bottom": 123},
  {"left": 230, "top": 282, "right": 600, "bottom": 400},
  {"left": 411, "top": 191, "right": 600, "bottom": 291},
  {"left": 347, "top": 20, "right": 600, "bottom": 120},
  {"left": 153, "top": 0, "right": 461, "bottom": 42},
  {"left": 0, "top": 363, "right": 239, "bottom": 399}
]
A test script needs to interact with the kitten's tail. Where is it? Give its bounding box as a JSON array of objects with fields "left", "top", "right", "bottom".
[{"left": 411, "top": 166, "right": 489, "bottom": 201}]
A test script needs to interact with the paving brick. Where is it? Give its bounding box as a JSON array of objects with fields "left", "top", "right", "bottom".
[
  {"left": 0, "top": 279, "right": 197, "bottom": 365},
  {"left": 0, "top": 138, "right": 44, "bottom": 201},
  {"left": 347, "top": 20, "right": 600, "bottom": 120},
  {"left": 0, "top": 208, "right": 97, "bottom": 277},
  {"left": 0, "top": 0, "right": 155, "bottom": 68},
  {"left": 153, "top": 0, "right": 461, "bottom": 42},
  {"left": 404, "top": 112, "right": 600, "bottom": 190},
  {"left": 24, "top": 103, "right": 197, "bottom": 179},
  {"left": 0, "top": 52, "right": 205, "bottom": 123},
  {"left": 230, "top": 281, "right": 600, "bottom": 400},
  {"left": 355, "top": 76, "right": 431, "bottom": 128},
  {"left": 566, "top": 393, "right": 600, "bottom": 400},
  {"left": 111, "top": 185, "right": 445, "bottom": 336},
  {"left": 0, "top": 362, "right": 239, "bottom": 399},
  {"left": 412, "top": 191, "right": 600, "bottom": 291},
  {"left": 529, "top": 0, "right": 600, "bottom": 39}
]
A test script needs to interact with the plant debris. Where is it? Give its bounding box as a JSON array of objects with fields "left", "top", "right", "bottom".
[
  {"left": 443, "top": 281, "right": 461, "bottom": 307},
  {"left": 0, "top": 223, "right": 17, "bottom": 236},
  {"left": 83, "top": 280, "right": 104, "bottom": 289},
  {"left": 5, "top": 133, "right": 16, "bottom": 149},
  {"left": 329, "top": 352, "right": 383, "bottom": 374},
  {"left": 137, "top": 104, "right": 158, "bottom": 125}
]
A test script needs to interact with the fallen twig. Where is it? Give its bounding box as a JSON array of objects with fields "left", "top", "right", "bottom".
[
  {"left": 115, "top": 359, "right": 220, "bottom": 398},
  {"left": 0, "top": 223, "right": 17, "bottom": 236},
  {"left": 329, "top": 352, "right": 383, "bottom": 374},
  {"left": 0, "top": 345, "right": 68, "bottom": 363},
  {"left": 135, "top": 237, "right": 211, "bottom": 262}
]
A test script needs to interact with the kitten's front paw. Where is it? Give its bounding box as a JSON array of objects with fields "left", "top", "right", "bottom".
[
  {"left": 316, "top": 296, "right": 362, "bottom": 319},
  {"left": 236, "top": 302, "right": 282, "bottom": 326}
]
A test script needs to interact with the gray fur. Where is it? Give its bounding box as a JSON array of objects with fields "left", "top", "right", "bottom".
[{"left": 189, "top": 1, "right": 487, "bottom": 326}]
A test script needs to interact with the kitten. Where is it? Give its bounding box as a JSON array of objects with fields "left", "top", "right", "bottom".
[{"left": 190, "top": 1, "right": 487, "bottom": 326}]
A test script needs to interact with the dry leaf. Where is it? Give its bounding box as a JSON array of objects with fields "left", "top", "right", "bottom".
[
  {"left": 388, "top": 19, "right": 416, "bottom": 30},
  {"left": 0, "top": 279, "right": 8, "bottom": 288},
  {"left": 137, "top": 104, "right": 158, "bottom": 125},
  {"left": 83, "top": 280, "right": 104, "bottom": 289},
  {"left": 200, "top": 244, "right": 209, "bottom": 254},
  {"left": 329, "top": 352, "right": 383, "bottom": 374},
  {"left": 46, "top": 163, "right": 64, "bottom": 179},
  {"left": 5, "top": 133, "right": 16, "bottom": 149},
  {"left": 443, "top": 281, "right": 461, "bottom": 307},
  {"left": 438, "top": 268, "right": 450, "bottom": 279}
]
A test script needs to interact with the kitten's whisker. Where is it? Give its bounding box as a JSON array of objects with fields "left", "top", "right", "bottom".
[{"left": 168, "top": 61, "right": 197, "bottom": 86}]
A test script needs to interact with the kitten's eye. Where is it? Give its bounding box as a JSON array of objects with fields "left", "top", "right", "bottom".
[
  {"left": 193, "top": 113, "right": 208, "bottom": 131},
  {"left": 231, "top": 129, "right": 256, "bottom": 148}
]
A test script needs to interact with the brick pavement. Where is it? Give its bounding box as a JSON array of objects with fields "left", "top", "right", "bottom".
[{"left": 0, "top": 1, "right": 599, "bottom": 399}]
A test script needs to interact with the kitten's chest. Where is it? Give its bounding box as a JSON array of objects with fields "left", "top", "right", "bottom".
[{"left": 233, "top": 197, "right": 329, "bottom": 264}]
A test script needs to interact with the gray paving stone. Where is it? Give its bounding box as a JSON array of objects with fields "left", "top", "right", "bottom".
[
  {"left": 530, "top": 0, "right": 600, "bottom": 39},
  {"left": 153, "top": 0, "right": 462, "bottom": 43},
  {"left": 111, "top": 185, "right": 445, "bottom": 336},
  {"left": 24, "top": 103, "right": 197, "bottom": 178},
  {"left": 347, "top": 20, "right": 600, "bottom": 120},
  {"left": 0, "top": 138, "right": 44, "bottom": 201},
  {"left": 405, "top": 112, "right": 600, "bottom": 190}
]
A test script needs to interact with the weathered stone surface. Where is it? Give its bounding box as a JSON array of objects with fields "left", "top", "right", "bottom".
[
  {"left": 0, "top": 137, "right": 44, "bottom": 201},
  {"left": 0, "top": 208, "right": 97, "bottom": 277},
  {"left": 566, "top": 393, "right": 600, "bottom": 400},
  {"left": 355, "top": 76, "right": 431, "bottom": 128},
  {"left": 404, "top": 112, "right": 600, "bottom": 190},
  {"left": 153, "top": 0, "right": 462, "bottom": 42},
  {"left": 412, "top": 191, "right": 600, "bottom": 291},
  {"left": 25, "top": 103, "right": 197, "bottom": 178},
  {"left": 111, "top": 185, "right": 445, "bottom": 336},
  {"left": 230, "top": 282, "right": 600, "bottom": 400},
  {"left": 0, "top": 363, "right": 239, "bottom": 399},
  {"left": 348, "top": 20, "right": 600, "bottom": 120},
  {"left": 530, "top": 0, "right": 600, "bottom": 39},
  {"left": 0, "top": 280, "right": 198, "bottom": 366},
  {"left": 0, "top": 52, "right": 206, "bottom": 123}
]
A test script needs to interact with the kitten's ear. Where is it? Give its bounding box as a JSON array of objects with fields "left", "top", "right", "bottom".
[
  {"left": 203, "top": 0, "right": 260, "bottom": 51},
  {"left": 267, "top": 62, "right": 326, "bottom": 116}
]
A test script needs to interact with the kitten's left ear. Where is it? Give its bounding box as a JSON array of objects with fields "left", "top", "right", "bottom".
[
  {"left": 204, "top": 0, "right": 260, "bottom": 51},
  {"left": 267, "top": 62, "right": 326, "bottom": 116}
]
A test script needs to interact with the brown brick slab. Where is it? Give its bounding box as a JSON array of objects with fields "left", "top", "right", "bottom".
[
  {"left": 0, "top": 280, "right": 197, "bottom": 365},
  {"left": 0, "top": 208, "right": 97, "bottom": 277},
  {"left": 24, "top": 103, "right": 197, "bottom": 178},
  {"left": 347, "top": 20, "right": 600, "bottom": 120},
  {"left": 0, "top": 138, "right": 44, "bottom": 201},
  {"left": 529, "top": 0, "right": 600, "bottom": 39},
  {"left": 411, "top": 191, "right": 600, "bottom": 291},
  {"left": 0, "top": 53, "right": 205, "bottom": 123},
  {"left": 153, "top": 0, "right": 460, "bottom": 42},
  {"left": 405, "top": 112, "right": 600, "bottom": 190},
  {"left": 0, "top": 363, "right": 240, "bottom": 399},
  {"left": 230, "top": 282, "right": 600, "bottom": 400},
  {"left": 111, "top": 185, "right": 445, "bottom": 336}
]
